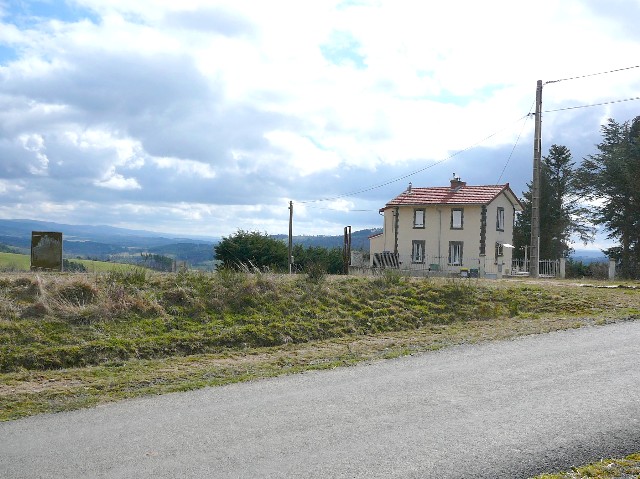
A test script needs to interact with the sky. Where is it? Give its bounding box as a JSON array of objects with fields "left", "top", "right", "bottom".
[{"left": 0, "top": 0, "right": 639, "bottom": 249}]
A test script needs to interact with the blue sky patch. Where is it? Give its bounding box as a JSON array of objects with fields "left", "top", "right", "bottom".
[
  {"left": 320, "top": 30, "right": 367, "bottom": 70},
  {"left": 4, "top": 0, "right": 98, "bottom": 28},
  {"left": 0, "top": 44, "right": 17, "bottom": 65}
]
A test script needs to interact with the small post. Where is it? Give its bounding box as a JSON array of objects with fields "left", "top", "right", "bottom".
[
  {"left": 288, "top": 201, "right": 293, "bottom": 274},
  {"left": 559, "top": 257, "right": 566, "bottom": 279},
  {"left": 609, "top": 259, "right": 616, "bottom": 280}
]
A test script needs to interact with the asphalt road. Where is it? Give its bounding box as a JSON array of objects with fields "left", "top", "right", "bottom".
[{"left": 2, "top": 321, "right": 640, "bottom": 479}]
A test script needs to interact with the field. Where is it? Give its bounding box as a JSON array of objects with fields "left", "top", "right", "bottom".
[
  {"left": 0, "top": 252, "right": 144, "bottom": 273},
  {"left": 0, "top": 253, "right": 30, "bottom": 271}
]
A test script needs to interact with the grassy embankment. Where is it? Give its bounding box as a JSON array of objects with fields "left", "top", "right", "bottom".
[{"left": 1, "top": 270, "right": 640, "bottom": 422}]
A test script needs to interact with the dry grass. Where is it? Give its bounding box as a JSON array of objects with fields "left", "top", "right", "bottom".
[
  {"left": 533, "top": 453, "right": 640, "bottom": 478},
  {"left": 2, "top": 271, "right": 640, "bottom": 421}
]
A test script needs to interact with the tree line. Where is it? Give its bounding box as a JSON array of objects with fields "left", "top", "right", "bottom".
[
  {"left": 513, "top": 115, "right": 640, "bottom": 278},
  {"left": 214, "top": 230, "right": 346, "bottom": 274}
]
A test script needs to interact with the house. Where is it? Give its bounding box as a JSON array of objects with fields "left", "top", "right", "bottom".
[{"left": 369, "top": 175, "right": 523, "bottom": 276}]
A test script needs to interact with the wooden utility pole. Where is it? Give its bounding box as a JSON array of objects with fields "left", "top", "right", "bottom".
[
  {"left": 288, "top": 201, "right": 293, "bottom": 274},
  {"left": 343, "top": 226, "right": 352, "bottom": 274},
  {"left": 530, "top": 80, "right": 543, "bottom": 278}
]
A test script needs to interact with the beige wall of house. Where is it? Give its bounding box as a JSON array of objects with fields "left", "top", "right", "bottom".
[
  {"left": 369, "top": 233, "right": 384, "bottom": 255},
  {"left": 370, "top": 192, "right": 518, "bottom": 275}
]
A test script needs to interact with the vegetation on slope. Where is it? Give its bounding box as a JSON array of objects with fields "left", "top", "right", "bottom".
[{"left": 1, "top": 271, "right": 640, "bottom": 420}]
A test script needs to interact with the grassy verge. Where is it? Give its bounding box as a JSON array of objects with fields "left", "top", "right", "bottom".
[
  {"left": 1, "top": 271, "right": 640, "bottom": 421},
  {"left": 532, "top": 453, "right": 640, "bottom": 478}
]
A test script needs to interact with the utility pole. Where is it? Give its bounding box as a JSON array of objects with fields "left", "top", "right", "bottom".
[
  {"left": 530, "top": 80, "right": 543, "bottom": 278},
  {"left": 288, "top": 201, "right": 293, "bottom": 274},
  {"left": 343, "top": 225, "right": 352, "bottom": 274}
]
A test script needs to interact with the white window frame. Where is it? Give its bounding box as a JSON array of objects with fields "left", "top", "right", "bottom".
[
  {"left": 448, "top": 241, "right": 463, "bottom": 266},
  {"left": 495, "top": 242, "right": 504, "bottom": 260},
  {"left": 451, "top": 208, "right": 463, "bottom": 230},
  {"left": 496, "top": 207, "right": 505, "bottom": 231},
  {"left": 412, "top": 240, "right": 426, "bottom": 264},
  {"left": 413, "top": 209, "right": 425, "bottom": 229}
]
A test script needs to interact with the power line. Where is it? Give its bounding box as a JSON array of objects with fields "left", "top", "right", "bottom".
[
  {"left": 545, "top": 65, "right": 640, "bottom": 84},
  {"left": 544, "top": 96, "right": 640, "bottom": 113},
  {"left": 299, "top": 113, "right": 531, "bottom": 204},
  {"left": 496, "top": 100, "right": 535, "bottom": 184},
  {"left": 298, "top": 66, "right": 639, "bottom": 206},
  {"left": 303, "top": 205, "right": 376, "bottom": 212}
]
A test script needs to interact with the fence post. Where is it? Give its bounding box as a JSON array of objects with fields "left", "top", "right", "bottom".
[
  {"left": 608, "top": 259, "right": 616, "bottom": 280},
  {"left": 559, "top": 258, "right": 566, "bottom": 279}
]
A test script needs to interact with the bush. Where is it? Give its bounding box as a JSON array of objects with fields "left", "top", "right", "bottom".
[
  {"left": 214, "top": 230, "right": 288, "bottom": 271},
  {"left": 305, "top": 262, "right": 326, "bottom": 284}
]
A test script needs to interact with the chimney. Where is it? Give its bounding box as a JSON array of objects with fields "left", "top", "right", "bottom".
[
  {"left": 406, "top": 182, "right": 412, "bottom": 194},
  {"left": 450, "top": 173, "right": 466, "bottom": 190}
]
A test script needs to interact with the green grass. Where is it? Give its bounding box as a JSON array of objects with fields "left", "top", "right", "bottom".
[
  {"left": 0, "top": 252, "right": 145, "bottom": 273},
  {"left": 0, "top": 252, "right": 31, "bottom": 271},
  {"left": 1, "top": 272, "right": 640, "bottom": 421},
  {"left": 533, "top": 452, "right": 640, "bottom": 478}
]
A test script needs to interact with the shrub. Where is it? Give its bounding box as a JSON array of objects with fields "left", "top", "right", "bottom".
[{"left": 305, "top": 262, "right": 327, "bottom": 284}]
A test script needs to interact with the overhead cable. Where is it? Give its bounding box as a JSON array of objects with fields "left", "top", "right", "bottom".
[
  {"left": 299, "top": 113, "right": 531, "bottom": 204},
  {"left": 544, "top": 96, "right": 640, "bottom": 113},
  {"left": 545, "top": 65, "right": 640, "bottom": 84}
]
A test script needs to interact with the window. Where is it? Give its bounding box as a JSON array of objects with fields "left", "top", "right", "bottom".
[
  {"left": 448, "top": 241, "right": 463, "bottom": 266},
  {"left": 412, "top": 240, "right": 425, "bottom": 263},
  {"left": 495, "top": 242, "right": 504, "bottom": 259},
  {"left": 451, "top": 208, "right": 463, "bottom": 229},
  {"left": 413, "top": 209, "right": 425, "bottom": 228},
  {"left": 496, "top": 207, "right": 505, "bottom": 231}
]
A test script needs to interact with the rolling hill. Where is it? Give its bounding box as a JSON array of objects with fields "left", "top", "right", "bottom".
[{"left": 0, "top": 219, "right": 380, "bottom": 269}]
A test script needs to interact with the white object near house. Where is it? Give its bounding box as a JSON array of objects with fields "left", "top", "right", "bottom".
[{"left": 369, "top": 176, "right": 523, "bottom": 276}]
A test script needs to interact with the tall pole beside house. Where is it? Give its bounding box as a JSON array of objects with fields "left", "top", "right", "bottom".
[
  {"left": 288, "top": 201, "right": 293, "bottom": 274},
  {"left": 530, "top": 80, "right": 543, "bottom": 278},
  {"left": 343, "top": 225, "right": 352, "bottom": 274}
]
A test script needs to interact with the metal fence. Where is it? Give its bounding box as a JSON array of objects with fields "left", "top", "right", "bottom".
[
  {"left": 511, "top": 258, "right": 560, "bottom": 277},
  {"left": 354, "top": 253, "right": 562, "bottom": 278},
  {"left": 367, "top": 253, "right": 505, "bottom": 278}
]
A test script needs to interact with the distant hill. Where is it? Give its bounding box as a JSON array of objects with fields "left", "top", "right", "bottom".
[
  {"left": 570, "top": 249, "right": 609, "bottom": 264},
  {"left": 0, "top": 219, "right": 380, "bottom": 266},
  {"left": 271, "top": 228, "right": 381, "bottom": 251},
  {"left": 0, "top": 219, "right": 219, "bottom": 267},
  {"left": 0, "top": 219, "right": 218, "bottom": 247}
]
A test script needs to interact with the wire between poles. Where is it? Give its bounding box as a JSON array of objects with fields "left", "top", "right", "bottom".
[
  {"left": 544, "top": 96, "right": 640, "bottom": 113},
  {"left": 545, "top": 65, "right": 640, "bottom": 84},
  {"left": 299, "top": 113, "right": 531, "bottom": 204}
]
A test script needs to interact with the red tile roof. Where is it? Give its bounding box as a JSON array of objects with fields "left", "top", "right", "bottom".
[{"left": 383, "top": 183, "right": 523, "bottom": 209}]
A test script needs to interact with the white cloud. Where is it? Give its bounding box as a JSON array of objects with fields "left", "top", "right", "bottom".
[
  {"left": 95, "top": 172, "right": 141, "bottom": 190},
  {"left": 152, "top": 156, "right": 217, "bottom": 179},
  {"left": 0, "top": 179, "right": 24, "bottom": 195},
  {"left": 19, "top": 133, "right": 49, "bottom": 175},
  {"left": 0, "top": 0, "right": 638, "bottom": 245}
]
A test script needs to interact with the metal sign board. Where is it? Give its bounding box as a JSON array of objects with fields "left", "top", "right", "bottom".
[{"left": 31, "top": 231, "right": 63, "bottom": 271}]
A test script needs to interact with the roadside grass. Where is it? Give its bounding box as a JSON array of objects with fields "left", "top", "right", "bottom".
[
  {"left": 532, "top": 453, "right": 640, "bottom": 478},
  {"left": 1, "top": 271, "right": 640, "bottom": 421}
]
